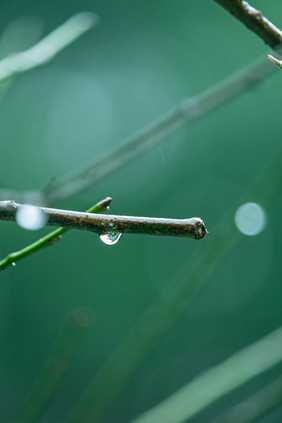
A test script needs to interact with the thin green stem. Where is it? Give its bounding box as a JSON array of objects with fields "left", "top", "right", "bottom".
[{"left": 0, "top": 197, "right": 112, "bottom": 271}]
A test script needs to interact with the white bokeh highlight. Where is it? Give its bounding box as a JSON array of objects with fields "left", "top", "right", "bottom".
[
  {"left": 235, "top": 202, "right": 266, "bottom": 236},
  {"left": 16, "top": 205, "right": 48, "bottom": 231}
]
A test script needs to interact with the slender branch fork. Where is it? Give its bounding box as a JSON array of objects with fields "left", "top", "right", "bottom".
[{"left": 0, "top": 200, "right": 207, "bottom": 240}]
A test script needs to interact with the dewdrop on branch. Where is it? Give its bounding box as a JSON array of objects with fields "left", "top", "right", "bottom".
[{"left": 100, "top": 232, "right": 122, "bottom": 246}]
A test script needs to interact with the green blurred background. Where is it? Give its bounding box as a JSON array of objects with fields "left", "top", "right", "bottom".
[{"left": 1, "top": 1, "right": 282, "bottom": 422}]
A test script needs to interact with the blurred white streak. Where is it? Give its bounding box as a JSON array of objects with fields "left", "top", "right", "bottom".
[
  {"left": 0, "top": 15, "right": 44, "bottom": 59},
  {"left": 132, "top": 327, "right": 282, "bottom": 423},
  {"left": 0, "top": 12, "right": 100, "bottom": 81}
]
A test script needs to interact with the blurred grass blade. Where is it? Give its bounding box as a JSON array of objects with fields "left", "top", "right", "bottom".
[
  {"left": 211, "top": 374, "right": 282, "bottom": 423},
  {"left": 132, "top": 327, "right": 282, "bottom": 423},
  {"left": 13, "top": 307, "right": 95, "bottom": 423},
  {"left": 0, "top": 11, "right": 99, "bottom": 82}
]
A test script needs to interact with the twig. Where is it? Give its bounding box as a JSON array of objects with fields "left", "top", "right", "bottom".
[
  {"left": 213, "top": 0, "right": 282, "bottom": 48},
  {"left": 211, "top": 375, "right": 282, "bottom": 423},
  {"left": 0, "top": 197, "right": 112, "bottom": 271},
  {"left": 132, "top": 327, "right": 282, "bottom": 423},
  {"left": 12, "top": 307, "right": 95, "bottom": 423},
  {"left": 0, "top": 12, "right": 100, "bottom": 82},
  {"left": 0, "top": 200, "right": 207, "bottom": 239}
]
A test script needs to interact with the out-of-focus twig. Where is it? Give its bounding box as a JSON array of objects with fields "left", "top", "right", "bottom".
[
  {"left": 0, "top": 51, "right": 276, "bottom": 204},
  {"left": 0, "top": 11, "right": 100, "bottom": 82},
  {"left": 38, "top": 53, "right": 275, "bottom": 204},
  {"left": 214, "top": 0, "right": 282, "bottom": 49},
  {"left": 0, "top": 197, "right": 112, "bottom": 271}
]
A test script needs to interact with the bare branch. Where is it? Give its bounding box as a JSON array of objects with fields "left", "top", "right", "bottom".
[
  {"left": 214, "top": 0, "right": 282, "bottom": 48},
  {"left": 0, "top": 200, "right": 207, "bottom": 240}
]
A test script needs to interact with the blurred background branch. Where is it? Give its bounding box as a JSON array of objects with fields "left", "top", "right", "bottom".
[
  {"left": 0, "top": 12, "right": 99, "bottom": 83},
  {"left": 0, "top": 53, "right": 275, "bottom": 204}
]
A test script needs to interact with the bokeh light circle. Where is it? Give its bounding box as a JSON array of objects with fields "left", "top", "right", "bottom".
[
  {"left": 16, "top": 205, "right": 48, "bottom": 230},
  {"left": 235, "top": 202, "right": 266, "bottom": 236}
]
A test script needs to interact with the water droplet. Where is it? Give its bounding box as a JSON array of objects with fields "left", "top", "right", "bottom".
[
  {"left": 235, "top": 202, "right": 266, "bottom": 236},
  {"left": 100, "top": 231, "right": 122, "bottom": 245},
  {"left": 16, "top": 204, "right": 48, "bottom": 230},
  {"left": 12, "top": 262, "right": 16, "bottom": 267}
]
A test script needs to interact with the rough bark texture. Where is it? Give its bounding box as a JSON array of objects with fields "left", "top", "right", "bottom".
[
  {"left": 0, "top": 201, "right": 207, "bottom": 240},
  {"left": 214, "top": 0, "right": 282, "bottom": 48}
]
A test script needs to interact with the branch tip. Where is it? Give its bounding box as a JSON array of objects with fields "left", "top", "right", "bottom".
[{"left": 267, "top": 54, "right": 282, "bottom": 68}]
